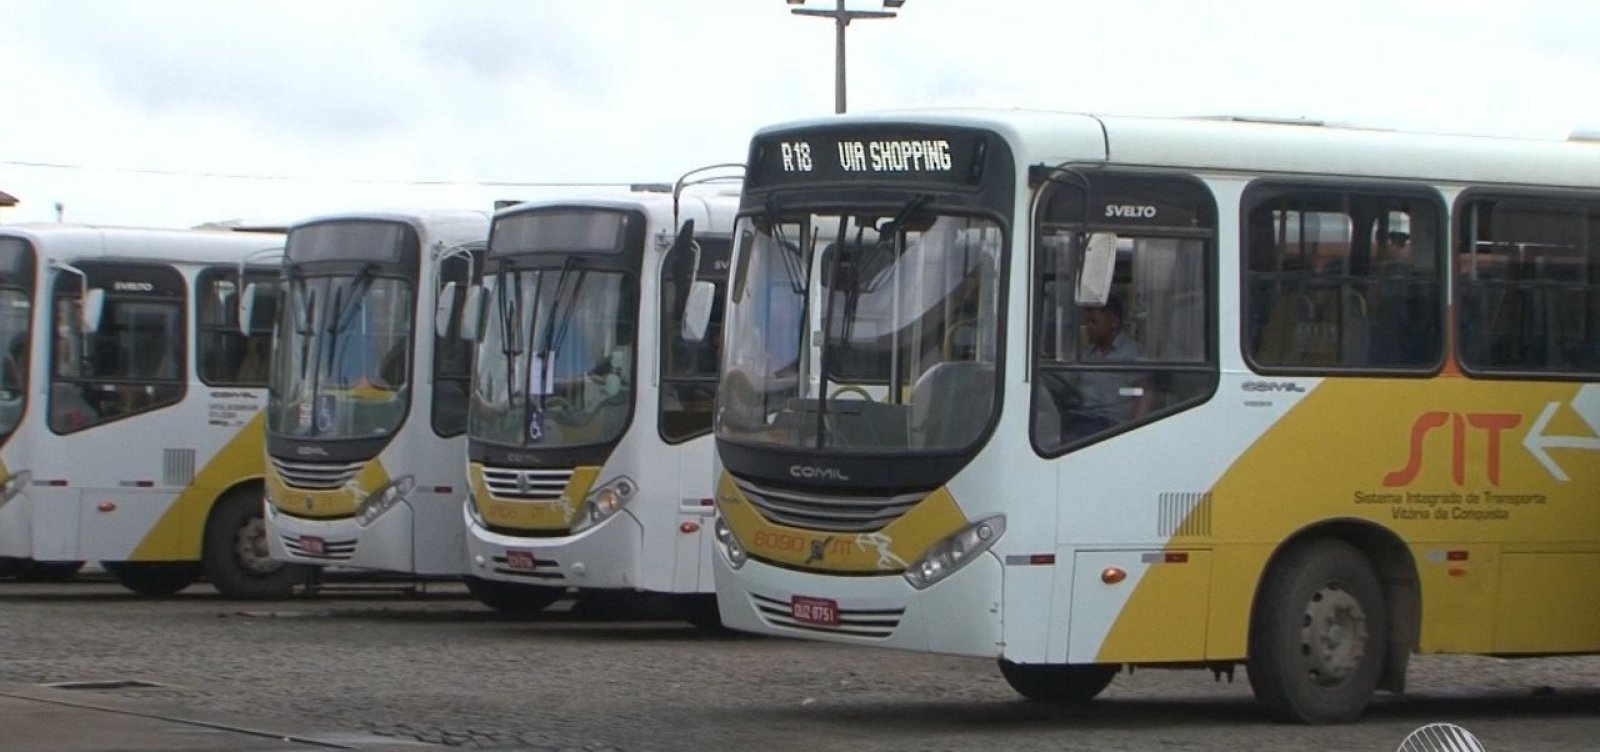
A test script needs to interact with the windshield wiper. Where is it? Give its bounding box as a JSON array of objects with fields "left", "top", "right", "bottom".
[
  {"left": 535, "top": 257, "right": 584, "bottom": 411},
  {"left": 321, "top": 264, "right": 378, "bottom": 400}
]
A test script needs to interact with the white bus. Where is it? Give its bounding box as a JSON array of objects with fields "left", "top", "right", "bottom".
[
  {"left": 457, "top": 179, "right": 739, "bottom": 622},
  {"left": 710, "top": 110, "right": 1600, "bottom": 723},
  {"left": 261, "top": 211, "right": 487, "bottom": 581},
  {"left": 0, "top": 223, "right": 303, "bottom": 597}
]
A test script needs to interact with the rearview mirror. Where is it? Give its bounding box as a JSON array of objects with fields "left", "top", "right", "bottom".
[
  {"left": 80, "top": 288, "right": 106, "bottom": 334},
  {"left": 434, "top": 281, "right": 459, "bottom": 339},
  {"left": 682, "top": 280, "right": 716, "bottom": 343},
  {"left": 459, "top": 285, "right": 486, "bottom": 342},
  {"left": 239, "top": 283, "right": 260, "bottom": 335},
  {"left": 1075, "top": 232, "right": 1118, "bottom": 307}
]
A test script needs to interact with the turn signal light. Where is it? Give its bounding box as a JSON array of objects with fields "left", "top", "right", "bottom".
[{"left": 1101, "top": 566, "right": 1127, "bottom": 584}]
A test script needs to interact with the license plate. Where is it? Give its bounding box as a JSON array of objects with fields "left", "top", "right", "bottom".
[
  {"left": 790, "top": 595, "right": 839, "bottom": 627},
  {"left": 504, "top": 550, "right": 537, "bottom": 571},
  {"left": 299, "top": 535, "right": 325, "bottom": 555}
]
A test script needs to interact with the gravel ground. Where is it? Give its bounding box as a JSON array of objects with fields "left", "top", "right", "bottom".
[{"left": 1, "top": 579, "right": 1597, "bottom": 752}]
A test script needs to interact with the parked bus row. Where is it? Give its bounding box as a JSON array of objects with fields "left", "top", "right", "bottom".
[{"left": 3, "top": 111, "right": 1597, "bottom": 725}]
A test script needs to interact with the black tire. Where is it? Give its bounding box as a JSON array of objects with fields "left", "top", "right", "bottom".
[
  {"left": 682, "top": 594, "right": 726, "bottom": 632},
  {"left": 102, "top": 561, "right": 200, "bottom": 596},
  {"left": 998, "top": 660, "right": 1118, "bottom": 704},
  {"left": 1248, "top": 538, "right": 1388, "bottom": 724},
  {"left": 202, "top": 489, "right": 309, "bottom": 600},
  {"left": 15, "top": 559, "right": 85, "bottom": 582},
  {"left": 464, "top": 576, "right": 565, "bottom": 617}
]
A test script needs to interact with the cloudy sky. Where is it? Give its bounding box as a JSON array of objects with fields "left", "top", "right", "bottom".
[{"left": 3, "top": 0, "right": 1599, "bottom": 229}]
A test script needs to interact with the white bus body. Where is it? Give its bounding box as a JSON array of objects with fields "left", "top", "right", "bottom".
[
  {"left": 459, "top": 188, "right": 737, "bottom": 620},
  {"left": 0, "top": 224, "right": 302, "bottom": 597},
  {"left": 263, "top": 211, "right": 487, "bottom": 578},
  {"left": 711, "top": 110, "right": 1600, "bottom": 723}
]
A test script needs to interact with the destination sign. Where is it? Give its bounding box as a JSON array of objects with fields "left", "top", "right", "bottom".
[
  {"left": 0, "top": 238, "right": 32, "bottom": 278},
  {"left": 748, "top": 126, "right": 990, "bottom": 189},
  {"left": 287, "top": 221, "right": 413, "bottom": 263},
  {"left": 492, "top": 209, "right": 630, "bottom": 256}
]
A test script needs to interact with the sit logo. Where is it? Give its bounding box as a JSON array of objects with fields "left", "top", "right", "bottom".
[{"left": 1396, "top": 723, "right": 1485, "bottom": 752}]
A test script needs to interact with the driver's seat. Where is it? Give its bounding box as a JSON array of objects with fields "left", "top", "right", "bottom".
[{"left": 908, "top": 361, "right": 993, "bottom": 448}]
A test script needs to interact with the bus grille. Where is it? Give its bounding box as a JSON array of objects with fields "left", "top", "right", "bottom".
[
  {"left": 271, "top": 458, "right": 364, "bottom": 490},
  {"left": 280, "top": 534, "right": 357, "bottom": 562},
  {"left": 733, "top": 478, "right": 925, "bottom": 533},
  {"left": 481, "top": 466, "right": 574, "bottom": 501},
  {"left": 750, "top": 593, "right": 902, "bottom": 638}
]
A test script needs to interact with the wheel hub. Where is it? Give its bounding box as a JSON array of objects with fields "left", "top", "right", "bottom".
[
  {"left": 1300, "top": 584, "right": 1367, "bottom": 685},
  {"left": 235, "top": 517, "right": 283, "bottom": 575}
]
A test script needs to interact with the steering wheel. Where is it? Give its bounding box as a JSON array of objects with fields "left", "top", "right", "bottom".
[{"left": 827, "top": 384, "right": 872, "bottom": 402}]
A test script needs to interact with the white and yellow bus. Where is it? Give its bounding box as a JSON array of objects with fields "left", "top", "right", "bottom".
[
  {"left": 261, "top": 211, "right": 487, "bottom": 581},
  {"left": 458, "top": 181, "right": 739, "bottom": 622},
  {"left": 0, "top": 223, "right": 303, "bottom": 597},
  {"left": 710, "top": 110, "right": 1600, "bottom": 723}
]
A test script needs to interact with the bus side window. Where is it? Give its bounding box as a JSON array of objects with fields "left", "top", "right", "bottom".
[
  {"left": 50, "top": 268, "right": 186, "bottom": 434},
  {"left": 1457, "top": 196, "right": 1600, "bottom": 375},
  {"left": 1244, "top": 191, "right": 1440, "bottom": 372}
]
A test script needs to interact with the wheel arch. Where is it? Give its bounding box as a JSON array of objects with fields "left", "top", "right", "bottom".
[{"left": 1250, "top": 518, "right": 1419, "bottom": 694}]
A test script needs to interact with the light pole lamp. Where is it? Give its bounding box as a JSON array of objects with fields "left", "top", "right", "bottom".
[{"left": 787, "top": 0, "right": 905, "bottom": 114}]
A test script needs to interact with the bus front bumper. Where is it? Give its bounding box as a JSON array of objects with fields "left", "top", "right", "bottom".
[
  {"left": 264, "top": 501, "right": 429, "bottom": 574},
  {"left": 712, "top": 547, "right": 1004, "bottom": 658},
  {"left": 462, "top": 500, "right": 644, "bottom": 589}
]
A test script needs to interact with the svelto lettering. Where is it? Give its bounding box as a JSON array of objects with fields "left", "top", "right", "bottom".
[{"left": 1104, "top": 204, "right": 1158, "bottom": 219}]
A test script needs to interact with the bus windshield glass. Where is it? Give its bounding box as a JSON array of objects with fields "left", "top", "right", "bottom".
[
  {"left": 718, "top": 208, "right": 1003, "bottom": 453},
  {"left": 0, "top": 289, "right": 30, "bottom": 437},
  {"left": 469, "top": 263, "right": 635, "bottom": 448},
  {"left": 267, "top": 270, "right": 413, "bottom": 439}
]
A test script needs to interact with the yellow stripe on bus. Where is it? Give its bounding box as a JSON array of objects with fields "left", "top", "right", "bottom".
[{"left": 128, "top": 412, "right": 268, "bottom": 561}]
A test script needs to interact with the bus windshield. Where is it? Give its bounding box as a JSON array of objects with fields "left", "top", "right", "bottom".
[
  {"left": 0, "top": 288, "right": 30, "bottom": 437},
  {"left": 469, "top": 263, "right": 635, "bottom": 448},
  {"left": 718, "top": 208, "right": 1003, "bottom": 454},
  {"left": 267, "top": 270, "right": 413, "bottom": 439}
]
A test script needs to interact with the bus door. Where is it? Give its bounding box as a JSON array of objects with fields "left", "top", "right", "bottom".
[{"left": 46, "top": 261, "right": 194, "bottom": 560}]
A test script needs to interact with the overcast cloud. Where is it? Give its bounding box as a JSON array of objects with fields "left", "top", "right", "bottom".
[{"left": 3, "top": 0, "right": 1599, "bottom": 228}]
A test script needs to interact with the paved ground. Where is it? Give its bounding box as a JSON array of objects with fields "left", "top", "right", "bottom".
[{"left": 2, "top": 579, "right": 1598, "bottom": 752}]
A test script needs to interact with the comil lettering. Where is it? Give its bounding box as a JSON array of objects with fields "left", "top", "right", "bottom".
[
  {"left": 836, "top": 139, "right": 953, "bottom": 173},
  {"left": 112, "top": 281, "right": 155, "bottom": 292},
  {"left": 1104, "top": 204, "right": 1158, "bottom": 219}
]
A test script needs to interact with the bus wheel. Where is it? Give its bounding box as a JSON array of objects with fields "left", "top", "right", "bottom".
[
  {"left": 464, "top": 576, "right": 564, "bottom": 617},
  {"left": 682, "top": 595, "right": 726, "bottom": 632},
  {"left": 203, "top": 489, "right": 309, "bottom": 600},
  {"left": 15, "top": 559, "right": 85, "bottom": 582},
  {"left": 1248, "top": 538, "right": 1387, "bottom": 724},
  {"left": 102, "top": 561, "right": 200, "bottom": 596},
  {"left": 997, "top": 661, "right": 1118, "bottom": 704}
]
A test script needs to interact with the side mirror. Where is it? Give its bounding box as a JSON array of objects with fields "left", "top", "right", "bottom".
[
  {"left": 239, "top": 283, "right": 259, "bottom": 335},
  {"left": 291, "top": 286, "right": 315, "bottom": 336},
  {"left": 1075, "top": 232, "right": 1118, "bottom": 307},
  {"left": 434, "top": 281, "right": 459, "bottom": 339},
  {"left": 459, "top": 285, "right": 486, "bottom": 342},
  {"left": 81, "top": 288, "right": 106, "bottom": 334},
  {"left": 682, "top": 280, "right": 716, "bottom": 343}
]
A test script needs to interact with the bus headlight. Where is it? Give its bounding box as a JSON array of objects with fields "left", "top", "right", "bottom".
[
  {"left": 355, "top": 475, "right": 415, "bottom": 528},
  {"left": 570, "top": 476, "right": 636, "bottom": 534},
  {"left": 714, "top": 517, "right": 747, "bottom": 569},
  {"left": 903, "top": 515, "right": 1005, "bottom": 591},
  {"left": 464, "top": 494, "right": 488, "bottom": 528}
]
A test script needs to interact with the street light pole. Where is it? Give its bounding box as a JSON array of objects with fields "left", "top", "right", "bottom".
[{"left": 788, "top": 0, "right": 903, "bottom": 114}]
